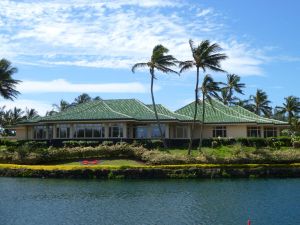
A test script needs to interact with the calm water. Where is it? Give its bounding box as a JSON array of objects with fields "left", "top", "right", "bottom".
[{"left": 1, "top": 178, "right": 300, "bottom": 225}]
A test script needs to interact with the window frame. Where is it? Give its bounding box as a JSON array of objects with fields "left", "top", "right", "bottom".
[
  {"left": 247, "top": 126, "right": 261, "bottom": 137},
  {"left": 109, "top": 124, "right": 123, "bottom": 138},
  {"left": 151, "top": 124, "right": 166, "bottom": 138},
  {"left": 175, "top": 126, "right": 188, "bottom": 139},
  {"left": 212, "top": 126, "right": 227, "bottom": 138},
  {"left": 264, "top": 127, "right": 277, "bottom": 138}
]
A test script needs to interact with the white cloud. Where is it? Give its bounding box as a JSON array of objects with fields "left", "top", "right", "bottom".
[
  {"left": 0, "top": 99, "right": 52, "bottom": 115},
  {"left": 0, "top": 0, "right": 270, "bottom": 76},
  {"left": 18, "top": 79, "right": 148, "bottom": 93},
  {"left": 197, "top": 8, "right": 213, "bottom": 17}
]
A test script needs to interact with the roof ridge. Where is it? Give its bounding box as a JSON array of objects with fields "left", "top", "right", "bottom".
[
  {"left": 99, "top": 99, "right": 132, "bottom": 119},
  {"left": 204, "top": 101, "right": 254, "bottom": 123},
  {"left": 211, "top": 100, "right": 275, "bottom": 124},
  {"left": 134, "top": 99, "right": 176, "bottom": 120},
  {"left": 231, "top": 104, "right": 282, "bottom": 124},
  {"left": 157, "top": 103, "right": 194, "bottom": 120},
  {"left": 42, "top": 101, "right": 97, "bottom": 120}
]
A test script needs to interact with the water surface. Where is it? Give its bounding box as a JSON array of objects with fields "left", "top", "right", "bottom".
[{"left": 1, "top": 178, "right": 299, "bottom": 225}]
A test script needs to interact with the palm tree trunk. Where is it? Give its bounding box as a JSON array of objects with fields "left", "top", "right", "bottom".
[
  {"left": 188, "top": 67, "right": 200, "bottom": 154},
  {"left": 150, "top": 69, "right": 167, "bottom": 148},
  {"left": 198, "top": 94, "right": 205, "bottom": 151}
]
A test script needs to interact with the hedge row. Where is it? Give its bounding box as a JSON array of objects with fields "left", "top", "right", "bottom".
[{"left": 2, "top": 165, "right": 300, "bottom": 179}]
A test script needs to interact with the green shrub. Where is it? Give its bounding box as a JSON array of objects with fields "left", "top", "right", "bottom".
[
  {"left": 101, "top": 141, "right": 114, "bottom": 146},
  {"left": 63, "top": 140, "right": 100, "bottom": 147},
  {"left": 0, "top": 139, "right": 19, "bottom": 147}
]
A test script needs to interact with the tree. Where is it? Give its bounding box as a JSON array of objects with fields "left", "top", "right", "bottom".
[
  {"left": 179, "top": 39, "right": 227, "bottom": 154},
  {"left": 2, "top": 107, "right": 24, "bottom": 125},
  {"left": 25, "top": 108, "right": 39, "bottom": 120},
  {"left": 275, "top": 96, "right": 300, "bottom": 124},
  {"left": 74, "top": 93, "right": 91, "bottom": 104},
  {"left": 218, "top": 74, "right": 245, "bottom": 105},
  {"left": 248, "top": 89, "right": 272, "bottom": 117},
  {"left": 198, "top": 75, "right": 221, "bottom": 150},
  {"left": 132, "top": 45, "right": 178, "bottom": 148},
  {"left": 52, "top": 100, "right": 70, "bottom": 112},
  {"left": 0, "top": 59, "right": 21, "bottom": 100}
]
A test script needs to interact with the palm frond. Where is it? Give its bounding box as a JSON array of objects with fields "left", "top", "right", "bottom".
[{"left": 131, "top": 62, "right": 148, "bottom": 73}]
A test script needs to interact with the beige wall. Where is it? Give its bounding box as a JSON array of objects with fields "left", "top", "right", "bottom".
[
  {"left": 192, "top": 124, "right": 248, "bottom": 139},
  {"left": 15, "top": 127, "right": 27, "bottom": 140}
]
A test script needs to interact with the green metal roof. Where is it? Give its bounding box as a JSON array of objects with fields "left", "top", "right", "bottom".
[
  {"left": 175, "top": 99, "right": 288, "bottom": 125},
  {"left": 146, "top": 104, "right": 192, "bottom": 121},
  {"left": 18, "top": 98, "right": 288, "bottom": 125}
]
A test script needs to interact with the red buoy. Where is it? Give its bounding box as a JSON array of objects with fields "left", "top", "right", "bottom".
[{"left": 247, "top": 219, "right": 251, "bottom": 225}]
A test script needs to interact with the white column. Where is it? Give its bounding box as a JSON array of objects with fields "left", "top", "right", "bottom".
[
  {"left": 165, "top": 124, "right": 169, "bottom": 138},
  {"left": 104, "top": 123, "right": 109, "bottom": 138},
  {"left": 123, "top": 123, "right": 127, "bottom": 138}
]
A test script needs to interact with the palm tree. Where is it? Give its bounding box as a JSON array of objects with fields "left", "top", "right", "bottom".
[
  {"left": 217, "top": 88, "right": 230, "bottom": 105},
  {"left": 275, "top": 96, "right": 300, "bottom": 124},
  {"left": 25, "top": 108, "right": 39, "bottom": 120},
  {"left": 0, "top": 59, "right": 20, "bottom": 100},
  {"left": 179, "top": 39, "right": 227, "bottom": 154},
  {"left": 52, "top": 100, "right": 70, "bottom": 112},
  {"left": 74, "top": 93, "right": 91, "bottom": 104},
  {"left": 218, "top": 74, "right": 245, "bottom": 105},
  {"left": 132, "top": 45, "right": 178, "bottom": 148},
  {"left": 248, "top": 89, "right": 272, "bottom": 117},
  {"left": 198, "top": 75, "right": 221, "bottom": 150},
  {"left": 3, "top": 107, "right": 24, "bottom": 125}
]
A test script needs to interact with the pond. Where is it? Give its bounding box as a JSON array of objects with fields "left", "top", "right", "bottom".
[{"left": 0, "top": 178, "right": 300, "bottom": 225}]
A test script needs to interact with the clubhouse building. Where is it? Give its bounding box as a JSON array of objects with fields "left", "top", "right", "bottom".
[{"left": 14, "top": 98, "right": 288, "bottom": 141}]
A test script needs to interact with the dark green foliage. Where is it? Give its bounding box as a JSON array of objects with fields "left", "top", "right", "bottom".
[
  {"left": 101, "top": 141, "right": 114, "bottom": 146},
  {"left": 63, "top": 140, "right": 100, "bottom": 148},
  {"left": 237, "top": 137, "right": 267, "bottom": 148},
  {"left": 131, "top": 140, "right": 164, "bottom": 149},
  {"left": 293, "top": 141, "right": 300, "bottom": 148}
]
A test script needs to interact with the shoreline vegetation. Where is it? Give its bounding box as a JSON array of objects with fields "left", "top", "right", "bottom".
[
  {"left": 1, "top": 163, "right": 300, "bottom": 179},
  {"left": 0, "top": 140, "right": 300, "bottom": 179}
]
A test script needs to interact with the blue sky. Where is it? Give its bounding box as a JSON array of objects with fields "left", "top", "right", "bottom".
[{"left": 1, "top": 0, "right": 300, "bottom": 115}]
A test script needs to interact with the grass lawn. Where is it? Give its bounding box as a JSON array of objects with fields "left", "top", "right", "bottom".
[
  {"left": 166, "top": 146, "right": 295, "bottom": 158},
  {"left": 61, "top": 159, "right": 145, "bottom": 166}
]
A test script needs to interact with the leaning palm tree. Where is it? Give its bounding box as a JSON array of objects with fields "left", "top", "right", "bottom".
[
  {"left": 179, "top": 39, "right": 227, "bottom": 154},
  {"left": 198, "top": 75, "right": 221, "bottom": 150},
  {"left": 132, "top": 45, "right": 178, "bottom": 148},
  {"left": 0, "top": 59, "right": 20, "bottom": 100},
  {"left": 275, "top": 96, "right": 300, "bottom": 124},
  {"left": 248, "top": 89, "right": 272, "bottom": 117},
  {"left": 218, "top": 74, "right": 245, "bottom": 105}
]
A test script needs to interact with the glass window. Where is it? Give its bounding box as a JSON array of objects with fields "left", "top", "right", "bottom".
[
  {"left": 34, "top": 126, "right": 47, "bottom": 139},
  {"left": 56, "top": 124, "right": 70, "bottom": 139},
  {"left": 151, "top": 124, "right": 165, "bottom": 138},
  {"left": 85, "top": 127, "right": 93, "bottom": 138},
  {"left": 73, "top": 124, "right": 105, "bottom": 138},
  {"left": 213, "top": 126, "right": 227, "bottom": 138},
  {"left": 48, "top": 126, "right": 53, "bottom": 139},
  {"left": 136, "top": 126, "right": 148, "bottom": 139},
  {"left": 247, "top": 127, "right": 261, "bottom": 137},
  {"left": 93, "top": 126, "right": 105, "bottom": 138},
  {"left": 176, "top": 126, "right": 188, "bottom": 138},
  {"left": 109, "top": 124, "right": 123, "bottom": 138},
  {"left": 264, "top": 127, "right": 277, "bottom": 138}
]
